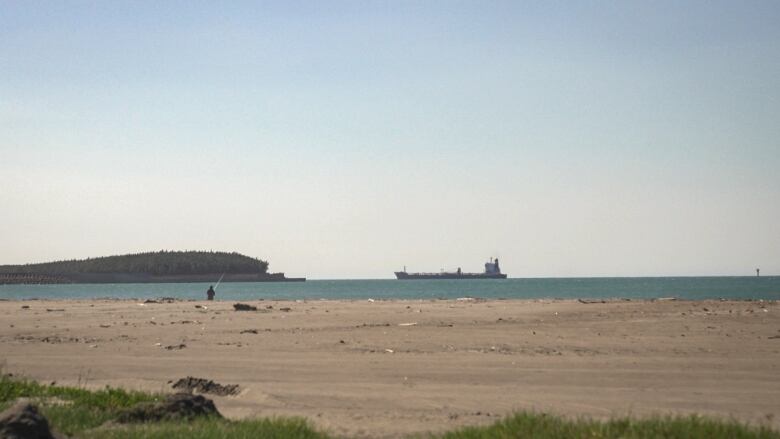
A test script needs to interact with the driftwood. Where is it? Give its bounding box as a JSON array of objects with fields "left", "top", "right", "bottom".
[
  {"left": 171, "top": 377, "right": 240, "bottom": 396},
  {"left": 233, "top": 303, "right": 257, "bottom": 311}
]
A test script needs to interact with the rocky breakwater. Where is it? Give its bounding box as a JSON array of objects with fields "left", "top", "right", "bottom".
[{"left": 0, "top": 273, "right": 72, "bottom": 285}]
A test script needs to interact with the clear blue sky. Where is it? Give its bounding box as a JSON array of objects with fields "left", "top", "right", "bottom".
[{"left": 2, "top": 1, "right": 779, "bottom": 278}]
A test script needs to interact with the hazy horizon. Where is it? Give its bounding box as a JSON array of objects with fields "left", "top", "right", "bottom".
[
  {"left": 0, "top": 249, "right": 774, "bottom": 280},
  {"left": 2, "top": 1, "right": 779, "bottom": 279}
]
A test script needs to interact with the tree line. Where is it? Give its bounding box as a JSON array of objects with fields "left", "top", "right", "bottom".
[{"left": 0, "top": 251, "right": 270, "bottom": 276}]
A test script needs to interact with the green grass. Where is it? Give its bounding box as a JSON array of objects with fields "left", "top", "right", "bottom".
[
  {"left": 431, "top": 412, "right": 780, "bottom": 439},
  {"left": 0, "top": 373, "right": 159, "bottom": 409},
  {"left": 2, "top": 374, "right": 778, "bottom": 439},
  {"left": 0, "top": 373, "right": 327, "bottom": 438},
  {"left": 78, "top": 417, "right": 331, "bottom": 439},
  {"left": 0, "top": 373, "right": 162, "bottom": 436}
]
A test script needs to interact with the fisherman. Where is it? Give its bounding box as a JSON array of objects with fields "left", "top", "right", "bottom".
[{"left": 206, "top": 285, "right": 215, "bottom": 301}]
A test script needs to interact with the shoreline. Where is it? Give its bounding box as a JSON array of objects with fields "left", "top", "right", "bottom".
[{"left": 1, "top": 298, "right": 778, "bottom": 437}]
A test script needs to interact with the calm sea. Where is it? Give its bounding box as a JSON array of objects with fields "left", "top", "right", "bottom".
[{"left": 0, "top": 277, "right": 778, "bottom": 301}]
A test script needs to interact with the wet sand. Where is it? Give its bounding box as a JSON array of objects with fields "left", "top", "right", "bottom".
[{"left": 1, "top": 298, "right": 778, "bottom": 437}]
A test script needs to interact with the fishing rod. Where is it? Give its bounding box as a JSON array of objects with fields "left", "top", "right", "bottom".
[{"left": 214, "top": 272, "right": 226, "bottom": 291}]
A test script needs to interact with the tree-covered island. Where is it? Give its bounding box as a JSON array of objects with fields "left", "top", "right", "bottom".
[{"left": 0, "top": 251, "right": 304, "bottom": 284}]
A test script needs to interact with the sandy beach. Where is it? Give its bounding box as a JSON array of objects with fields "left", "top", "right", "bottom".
[{"left": 1, "top": 298, "right": 778, "bottom": 437}]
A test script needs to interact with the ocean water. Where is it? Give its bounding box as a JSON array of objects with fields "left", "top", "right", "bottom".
[{"left": 0, "top": 277, "right": 778, "bottom": 301}]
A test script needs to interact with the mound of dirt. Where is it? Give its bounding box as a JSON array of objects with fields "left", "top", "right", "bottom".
[
  {"left": 171, "top": 376, "right": 240, "bottom": 396},
  {"left": 115, "top": 393, "right": 221, "bottom": 423},
  {"left": 0, "top": 402, "right": 65, "bottom": 439}
]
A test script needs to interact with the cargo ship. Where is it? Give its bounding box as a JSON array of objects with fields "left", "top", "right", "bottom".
[{"left": 395, "top": 258, "right": 507, "bottom": 280}]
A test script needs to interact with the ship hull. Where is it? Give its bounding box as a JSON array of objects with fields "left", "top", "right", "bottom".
[{"left": 395, "top": 272, "right": 507, "bottom": 280}]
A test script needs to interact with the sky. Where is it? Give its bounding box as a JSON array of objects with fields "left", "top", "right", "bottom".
[{"left": 1, "top": 1, "right": 779, "bottom": 278}]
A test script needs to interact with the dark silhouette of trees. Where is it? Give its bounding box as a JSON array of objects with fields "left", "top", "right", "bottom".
[{"left": 0, "top": 251, "right": 269, "bottom": 275}]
